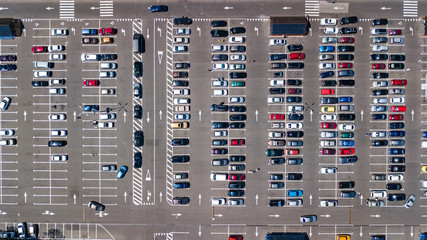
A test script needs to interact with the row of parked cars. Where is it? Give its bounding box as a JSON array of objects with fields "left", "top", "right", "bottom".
[{"left": 0, "top": 51, "right": 16, "bottom": 144}]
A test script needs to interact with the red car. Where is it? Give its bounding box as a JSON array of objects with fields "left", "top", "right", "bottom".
[
  {"left": 84, "top": 80, "right": 100, "bottom": 86},
  {"left": 270, "top": 114, "right": 285, "bottom": 120},
  {"left": 288, "top": 88, "right": 301, "bottom": 94},
  {"left": 339, "top": 63, "right": 353, "bottom": 68},
  {"left": 389, "top": 114, "right": 404, "bottom": 120},
  {"left": 320, "top": 148, "right": 336, "bottom": 155},
  {"left": 339, "top": 148, "right": 355, "bottom": 155},
  {"left": 339, "top": 37, "right": 355, "bottom": 43},
  {"left": 390, "top": 106, "right": 406, "bottom": 112},
  {"left": 321, "top": 89, "right": 335, "bottom": 95},
  {"left": 230, "top": 139, "right": 245, "bottom": 146},
  {"left": 99, "top": 28, "right": 117, "bottom": 35},
  {"left": 229, "top": 235, "right": 243, "bottom": 240},
  {"left": 321, "top": 122, "right": 337, "bottom": 129},
  {"left": 32, "top": 46, "right": 48, "bottom": 53},
  {"left": 389, "top": 29, "right": 402, "bottom": 35},
  {"left": 391, "top": 79, "right": 407, "bottom": 86},
  {"left": 371, "top": 63, "right": 385, "bottom": 69},
  {"left": 229, "top": 174, "right": 245, "bottom": 181},
  {"left": 289, "top": 53, "right": 305, "bottom": 60},
  {"left": 286, "top": 149, "right": 299, "bottom": 155}
]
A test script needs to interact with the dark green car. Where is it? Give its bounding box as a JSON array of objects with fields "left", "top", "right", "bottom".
[
  {"left": 231, "top": 81, "right": 245, "bottom": 87},
  {"left": 340, "top": 132, "right": 354, "bottom": 138}
]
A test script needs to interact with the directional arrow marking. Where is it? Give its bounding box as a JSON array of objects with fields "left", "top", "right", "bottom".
[
  {"left": 159, "top": 192, "right": 163, "bottom": 202},
  {"left": 157, "top": 51, "right": 163, "bottom": 64},
  {"left": 145, "top": 169, "right": 151, "bottom": 181}
]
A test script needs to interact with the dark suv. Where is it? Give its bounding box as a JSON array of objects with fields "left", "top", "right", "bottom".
[
  {"left": 134, "top": 131, "right": 144, "bottom": 147},
  {"left": 174, "top": 16, "right": 192, "bottom": 25},
  {"left": 210, "top": 29, "right": 228, "bottom": 37},
  {"left": 211, "top": 20, "right": 227, "bottom": 27},
  {"left": 134, "top": 61, "right": 142, "bottom": 77},
  {"left": 230, "top": 27, "right": 246, "bottom": 34},
  {"left": 340, "top": 16, "right": 358, "bottom": 25}
]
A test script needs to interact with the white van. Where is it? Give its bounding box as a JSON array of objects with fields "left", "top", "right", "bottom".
[
  {"left": 100, "top": 62, "right": 117, "bottom": 69},
  {"left": 422, "top": 141, "right": 427, "bottom": 148},
  {"left": 210, "top": 173, "right": 228, "bottom": 181},
  {"left": 34, "top": 61, "right": 54, "bottom": 68},
  {"left": 100, "top": 113, "right": 116, "bottom": 120},
  {"left": 81, "top": 53, "right": 100, "bottom": 61}
]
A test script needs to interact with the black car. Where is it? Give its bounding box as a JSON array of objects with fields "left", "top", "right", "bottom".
[
  {"left": 287, "top": 131, "right": 303, "bottom": 138},
  {"left": 229, "top": 181, "right": 245, "bottom": 188},
  {"left": 229, "top": 122, "right": 245, "bottom": 128},
  {"left": 370, "top": 54, "right": 388, "bottom": 61},
  {"left": 48, "top": 140, "right": 67, "bottom": 147},
  {"left": 339, "top": 80, "right": 355, "bottom": 86},
  {"left": 390, "top": 157, "right": 405, "bottom": 163},
  {"left": 389, "top": 122, "right": 404, "bottom": 129},
  {"left": 229, "top": 72, "right": 247, "bottom": 79},
  {"left": 372, "top": 72, "right": 389, "bottom": 79},
  {"left": 339, "top": 156, "right": 358, "bottom": 164},
  {"left": 338, "top": 54, "right": 354, "bottom": 60},
  {"left": 134, "top": 105, "right": 143, "bottom": 119},
  {"left": 228, "top": 190, "right": 244, "bottom": 197},
  {"left": 320, "top": 71, "right": 334, "bottom": 78},
  {"left": 230, "top": 27, "right": 246, "bottom": 34},
  {"left": 171, "top": 155, "right": 190, "bottom": 163},
  {"left": 372, "top": 18, "right": 388, "bottom": 26},
  {"left": 286, "top": 173, "right": 302, "bottom": 180},
  {"left": 386, "top": 183, "right": 402, "bottom": 190},
  {"left": 212, "top": 122, "right": 229, "bottom": 129},
  {"left": 321, "top": 97, "right": 338, "bottom": 104},
  {"left": 174, "top": 16, "right": 192, "bottom": 25},
  {"left": 286, "top": 96, "right": 302, "bottom": 103},
  {"left": 268, "top": 199, "right": 285, "bottom": 207},
  {"left": 340, "top": 27, "right": 357, "bottom": 34},
  {"left": 230, "top": 114, "right": 247, "bottom": 121},
  {"left": 149, "top": 5, "right": 168, "bottom": 12},
  {"left": 372, "top": 114, "right": 387, "bottom": 120},
  {"left": 134, "top": 61, "right": 143, "bottom": 77},
  {"left": 211, "top": 20, "right": 227, "bottom": 27},
  {"left": 287, "top": 158, "right": 303, "bottom": 165},
  {"left": 287, "top": 44, "right": 303, "bottom": 51},
  {"left": 100, "top": 54, "right": 117, "bottom": 60},
  {"left": 211, "top": 104, "right": 228, "bottom": 112},
  {"left": 89, "top": 201, "right": 105, "bottom": 211},
  {"left": 172, "top": 138, "right": 189, "bottom": 146},
  {"left": 134, "top": 152, "right": 142, "bottom": 168},
  {"left": 338, "top": 181, "right": 355, "bottom": 189},
  {"left": 372, "top": 89, "right": 388, "bottom": 96},
  {"left": 288, "top": 113, "right": 304, "bottom": 120},
  {"left": 134, "top": 131, "right": 144, "bottom": 147},
  {"left": 230, "top": 155, "right": 245, "bottom": 162},
  {"left": 212, "top": 54, "right": 228, "bottom": 61},
  {"left": 322, "top": 80, "right": 337, "bottom": 86},
  {"left": 287, "top": 62, "right": 304, "bottom": 69},
  {"left": 337, "top": 46, "right": 355, "bottom": 52},
  {"left": 372, "top": 140, "right": 388, "bottom": 146},
  {"left": 271, "top": 63, "right": 286, "bottom": 69},
  {"left": 210, "top": 29, "right": 228, "bottom": 37},
  {"left": 287, "top": 79, "right": 302, "bottom": 86},
  {"left": 389, "top": 165, "right": 405, "bottom": 172},
  {"left": 0, "top": 64, "right": 16, "bottom": 71},
  {"left": 390, "top": 54, "right": 405, "bottom": 61},
  {"left": 172, "top": 80, "right": 189, "bottom": 87},
  {"left": 274, "top": 71, "right": 283, "bottom": 77},
  {"left": 387, "top": 193, "right": 406, "bottom": 201},
  {"left": 173, "top": 197, "right": 190, "bottom": 205},
  {"left": 269, "top": 88, "right": 285, "bottom": 94},
  {"left": 230, "top": 45, "right": 246, "bottom": 52},
  {"left": 339, "top": 114, "right": 356, "bottom": 121},
  {"left": 31, "top": 81, "right": 48, "bottom": 87},
  {"left": 175, "top": 62, "right": 190, "bottom": 69},
  {"left": 0, "top": 55, "right": 17, "bottom": 61},
  {"left": 269, "top": 54, "right": 286, "bottom": 61},
  {"left": 341, "top": 16, "right": 358, "bottom": 25},
  {"left": 389, "top": 63, "right": 404, "bottom": 69},
  {"left": 229, "top": 106, "right": 246, "bottom": 112}
]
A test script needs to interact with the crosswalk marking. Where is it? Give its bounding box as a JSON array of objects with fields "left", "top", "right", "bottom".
[
  {"left": 305, "top": 0, "right": 320, "bottom": 17},
  {"left": 403, "top": 0, "right": 418, "bottom": 17},
  {"left": 59, "top": 0, "right": 75, "bottom": 19},
  {"left": 100, "top": 0, "right": 114, "bottom": 17}
]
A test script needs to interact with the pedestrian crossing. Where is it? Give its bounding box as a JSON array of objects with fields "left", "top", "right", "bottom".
[
  {"left": 100, "top": 0, "right": 114, "bottom": 17},
  {"left": 59, "top": 0, "right": 75, "bottom": 19},
  {"left": 403, "top": 0, "right": 418, "bottom": 17},
  {"left": 305, "top": 0, "right": 320, "bottom": 17}
]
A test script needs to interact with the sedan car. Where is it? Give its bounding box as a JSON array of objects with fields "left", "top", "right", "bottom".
[
  {"left": 0, "top": 97, "right": 11, "bottom": 110},
  {"left": 149, "top": 5, "right": 168, "bottom": 12},
  {"left": 88, "top": 201, "right": 105, "bottom": 211},
  {"left": 116, "top": 165, "right": 128, "bottom": 179},
  {"left": 286, "top": 123, "right": 303, "bottom": 129},
  {"left": 300, "top": 215, "right": 317, "bottom": 223},
  {"left": 320, "top": 167, "right": 337, "bottom": 174}
]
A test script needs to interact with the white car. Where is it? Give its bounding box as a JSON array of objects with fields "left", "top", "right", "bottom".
[
  {"left": 338, "top": 124, "right": 355, "bottom": 131},
  {"left": 228, "top": 96, "right": 245, "bottom": 103},
  {"left": 372, "top": 81, "right": 388, "bottom": 87},
  {"left": 98, "top": 122, "right": 114, "bottom": 128},
  {"left": 100, "top": 113, "right": 116, "bottom": 120},
  {"left": 287, "top": 199, "right": 302, "bottom": 206},
  {"left": 372, "top": 131, "right": 387, "bottom": 138},
  {"left": 174, "top": 113, "right": 191, "bottom": 120},
  {"left": 101, "top": 89, "right": 115, "bottom": 95},
  {"left": 286, "top": 122, "right": 303, "bottom": 129},
  {"left": 321, "top": 37, "right": 337, "bottom": 44},
  {"left": 51, "top": 130, "right": 67, "bottom": 136},
  {"left": 0, "top": 97, "right": 11, "bottom": 110},
  {"left": 0, "top": 139, "right": 16, "bottom": 145},
  {"left": 176, "top": 28, "right": 191, "bottom": 35},
  {"left": 50, "top": 79, "right": 65, "bottom": 85},
  {"left": 34, "top": 71, "right": 51, "bottom": 78},
  {"left": 230, "top": 54, "right": 246, "bottom": 61},
  {"left": 228, "top": 199, "right": 244, "bottom": 205},
  {"left": 173, "top": 45, "right": 187, "bottom": 52},
  {"left": 173, "top": 37, "right": 189, "bottom": 43},
  {"left": 268, "top": 131, "right": 285, "bottom": 138},
  {"left": 269, "top": 38, "right": 286, "bottom": 46},
  {"left": 214, "top": 130, "right": 227, "bottom": 137},
  {"left": 51, "top": 29, "right": 68, "bottom": 36},
  {"left": 210, "top": 197, "right": 226, "bottom": 206},
  {"left": 372, "top": 45, "right": 388, "bottom": 52},
  {"left": 229, "top": 36, "right": 245, "bottom": 43},
  {"left": 213, "top": 63, "right": 229, "bottom": 70},
  {"left": 324, "top": 27, "right": 339, "bottom": 34},
  {"left": 405, "top": 194, "right": 416, "bottom": 208},
  {"left": 211, "top": 80, "right": 228, "bottom": 87},
  {"left": 321, "top": 114, "right": 336, "bottom": 121},
  {"left": 319, "top": 63, "right": 335, "bottom": 69},
  {"left": 390, "top": 97, "right": 405, "bottom": 103},
  {"left": 370, "top": 190, "right": 387, "bottom": 198},
  {"left": 270, "top": 79, "right": 285, "bottom": 87},
  {"left": 173, "top": 89, "right": 190, "bottom": 95},
  {"left": 320, "top": 140, "right": 336, "bottom": 146},
  {"left": 320, "top": 167, "right": 337, "bottom": 174},
  {"left": 230, "top": 64, "right": 245, "bottom": 70},
  {"left": 213, "top": 89, "right": 228, "bottom": 96},
  {"left": 50, "top": 54, "right": 66, "bottom": 60},
  {"left": 388, "top": 174, "right": 404, "bottom": 181},
  {"left": 49, "top": 114, "right": 66, "bottom": 120},
  {"left": 0, "top": 129, "right": 14, "bottom": 136},
  {"left": 373, "top": 98, "right": 387, "bottom": 104},
  {"left": 288, "top": 105, "right": 304, "bottom": 112},
  {"left": 268, "top": 97, "right": 283, "bottom": 103},
  {"left": 320, "top": 18, "right": 337, "bottom": 26},
  {"left": 51, "top": 154, "right": 68, "bottom": 161},
  {"left": 174, "top": 98, "right": 190, "bottom": 104},
  {"left": 48, "top": 45, "right": 65, "bottom": 52},
  {"left": 320, "top": 200, "right": 337, "bottom": 207},
  {"left": 211, "top": 45, "right": 227, "bottom": 52},
  {"left": 390, "top": 37, "right": 404, "bottom": 44},
  {"left": 321, "top": 131, "right": 337, "bottom": 138},
  {"left": 49, "top": 88, "right": 66, "bottom": 95}
]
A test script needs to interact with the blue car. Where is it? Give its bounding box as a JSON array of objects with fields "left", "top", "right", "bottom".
[
  {"left": 149, "top": 5, "right": 168, "bottom": 12},
  {"left": 116, "top": 165, "right": 128, "bottom": 179},
  {"left": 424, "top": 132, "right": 427, "bottom": 138},
  {"left": 339, "top": 96, "right": 353, "bottom": 102},
  {"left": 389, "top": 131, "right": 405, "bottom": 137},
  {"left": 389, "top": 148, "right": 405, "bottom": 155},
  {"left": 320, "top": 71, "right": 334, "bottom": 78},
  {"left": 287, "top": 189, "right": 303, "bottom": 197},
  {"left": 173, "top": 182, "right": 190, "bottom": 189},
  {"left": 319, "top": 46, "right": 335, "bottom": 52},
  {"left": 84, "top": 105, "right": 99, "bottom": 112},
  {"left": 340, "top": 140, "right": 354, "bottom": 146}
]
